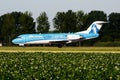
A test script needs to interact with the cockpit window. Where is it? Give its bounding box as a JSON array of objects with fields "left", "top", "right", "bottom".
[{"left": 17, "top": 37, "right": 21, "bottom": 38}]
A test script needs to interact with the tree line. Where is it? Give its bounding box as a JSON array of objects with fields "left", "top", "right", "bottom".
[{"left": 0, "top": 10, "right": 120, "bottom": 46}]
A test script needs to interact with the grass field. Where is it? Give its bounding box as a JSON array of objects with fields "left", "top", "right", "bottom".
[
  {"left": 0, "top": 52, "right": 120, "bottom": 79},
  {"left": 0, "top": 47, "right": 120, "bottom": 79},
  {"left": 0, "top": 47, "right": 120, "bottom": 53}
]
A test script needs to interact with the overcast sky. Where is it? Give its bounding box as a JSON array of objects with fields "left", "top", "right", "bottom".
[{"left": 0, "top": 0, "right": 120, "bottom": 30}]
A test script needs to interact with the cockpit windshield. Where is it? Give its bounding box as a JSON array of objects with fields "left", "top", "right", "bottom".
[{"left": 17, "top": 36, "right": 22, "bottom": 38}]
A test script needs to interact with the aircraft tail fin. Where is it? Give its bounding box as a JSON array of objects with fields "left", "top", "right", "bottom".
[{"left": 76, "top": 21, "right": 108, "bottom": 34}]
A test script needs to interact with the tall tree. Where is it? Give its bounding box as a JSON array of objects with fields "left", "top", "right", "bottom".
[
  {"left": 108, "top": 12, "right": 120, "bottom": 41},
  {"left": 76, "top": 10, "right": 88, "bottom": 31},
  {"left": 19, "top": 12, "right": 35, "bottom": 34},
  {"left": 11, "top": 12, "right": 23, "bottom": 35},
  {"left": 36, "top": 12, "right": 50, "bottom": 33},
  {"left": 53, "top": 10, "right": 77, "bottom": 32},
  {"left": 53, "top": 12, "right": 66, "bottom": 32},
  {"left": 1, "top": 14, "right": 16, "bottom": 45},
  {"left": 64, "top": 10, "right": 76, "bottom": 32}
]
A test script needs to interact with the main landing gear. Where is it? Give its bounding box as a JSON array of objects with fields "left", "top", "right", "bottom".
[{"left": 57, "top": 44, "right": 63, "bottom": 48}]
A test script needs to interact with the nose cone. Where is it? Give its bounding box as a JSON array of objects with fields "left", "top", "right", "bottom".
[
  {"left": 12, "top": 38, "right": 25, "bottom": 44},
  {"left": 12, "top": 39, "right": 18, "bottom": 44},
  {"left": 12, "top": 38, "right": 22, "bottom": 44}
]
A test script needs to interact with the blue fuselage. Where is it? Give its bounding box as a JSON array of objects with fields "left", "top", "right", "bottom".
[{"left": 12, "top": 33, "right": 99, "bottom": 45}]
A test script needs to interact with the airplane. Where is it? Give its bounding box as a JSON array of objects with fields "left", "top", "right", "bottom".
[{"left": 12, "top": 21, "right": 107, "bottom": 47}]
